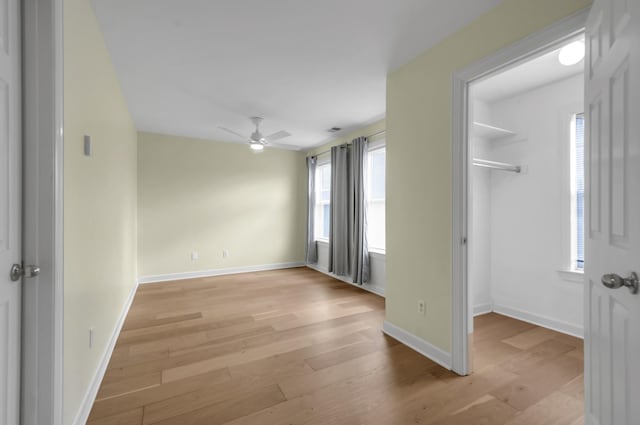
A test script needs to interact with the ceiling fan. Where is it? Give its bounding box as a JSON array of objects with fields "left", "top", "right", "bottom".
[{"left": 219, "top": 117, "right": 293, "bottom": 151}]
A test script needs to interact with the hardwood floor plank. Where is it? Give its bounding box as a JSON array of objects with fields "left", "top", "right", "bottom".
[
  {"left": 364, "top": 365, "right": 519, "bottom": 425},
  {"left": 279, "top": 343, "right": 436, "bottom": 400},
  {"left": 96, "top": 372, "right": 161, "bottom": 401},
  {"left": 430, "top": 395, "right": 518, "bottom": 425},
  {"left": 499, "top": 339, "right": 576, "bottom": 375},
  {"left": 149, "top": 384, "right": 286, "bottom": 425},
  {"left": 503, "top": 391, "right": 583, "bottom": 425},
  {"left": 122, "top": 312, "right": 203, "bottom": 332},
  {"left": 304, "top": 340, "right": 382, "bottom": 370},
  {"left": 490, "top": 354, "right": 583, "bottom": 411},
  {"left": 86, "top": 408, "right": 143, "bottom": 425},
  {"left": 87, "top": 268, "right": 584, "bottom": 425},
  {"left": 502, "top": 326, "right": 562, "bottom": 350},
  {"left": 88, "top": 368, "right": 231, "bottom": 421},
  {"left": 472, "top": 340, "right": 522, "bottom": 372}
]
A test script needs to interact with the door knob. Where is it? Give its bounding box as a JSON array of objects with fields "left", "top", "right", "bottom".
[
  {"left": 601, "top": 272, "right": 639, "bottom": 294},
  {"left": 9, "top": 264, "right": 40, "bottom": 282}
]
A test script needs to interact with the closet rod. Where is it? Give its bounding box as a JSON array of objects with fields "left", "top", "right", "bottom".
[
  {"left": 473, "top": 158, "right": 521, "bottom": 173},
  {"left": 312, "top": 129, "right": 386, "bottom": 157}
]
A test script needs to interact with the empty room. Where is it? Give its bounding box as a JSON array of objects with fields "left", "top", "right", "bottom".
[{"left": 5, "top": 0, "right": 640, "bottom": 425}]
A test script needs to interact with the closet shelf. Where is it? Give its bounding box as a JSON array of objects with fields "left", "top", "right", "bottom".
[{"left": 472, "top": 122, "right": 516, "bottom": 140}]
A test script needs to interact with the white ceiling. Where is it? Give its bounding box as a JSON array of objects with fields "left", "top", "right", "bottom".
[
  {"left": 471, "top": 37, "right": 585, "bottom": 104},
  {"left": 91, "top": 0, "right": 502, "bottom": 150}
]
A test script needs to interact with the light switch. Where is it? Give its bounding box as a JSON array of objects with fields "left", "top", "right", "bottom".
[{"left": 84, "top": 135, "right": 91, "bottom": 156}]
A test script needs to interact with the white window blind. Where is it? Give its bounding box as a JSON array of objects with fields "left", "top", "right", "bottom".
[
  {"left": 575, "top": 113, "right": 585, "bottom": 269},
  {"left": 367, "top": 146, "right": 386, "bottom": 251},
  {"left": 314, "top": 161, "right": 331, "bottom": 240}
]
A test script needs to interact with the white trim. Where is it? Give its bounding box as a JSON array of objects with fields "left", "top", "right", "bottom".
[
  {"left": 451, "top": 8, "right": 589, "bottom": 377},
  {"left": 492, "top": 304, "right": 583, "bottom": 339},
  {"left": 138, "top": 262, "right": 306, "bottom": 284},
  {"left": 305, "top": 263, "right": 385, "bottom": 297},
  {"left": 558, "top": 269, "right": 585, "bottom": 283},
  {"left": 21, "top": 0, "right": 65, "bottom": 424},
  {"left": 368, "top": 249, "right": 386, "bottom": 259},
  {"left": 368, "top": 138, "right": 386, "bottom": 150},
  {"left": 451, "top": 67, "right": 469, "bottom": 376},
  {"left": 382, "top": 321, "right": 452, "bottom": 370},
  {"left": 316, "top": 153, "right": 331, "bottom": 165},
  {"left": 473, "top": 303, "right": 493, "bottom": 317},
  {"left": 53, "top": 0, "right": 65, "bottom": 420},
  {"left": 72, "top": 282, "right": 138, "bottom": 425}
]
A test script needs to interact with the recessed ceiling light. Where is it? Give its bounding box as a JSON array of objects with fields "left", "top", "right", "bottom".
[
  {"left": 558, "top": 41, "right": 585, "bottom": 66},
  {"left": 327, "top": 127, "right": 342, "bottom": 133}
]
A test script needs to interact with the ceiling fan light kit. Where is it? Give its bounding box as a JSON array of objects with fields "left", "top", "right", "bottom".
[{"left": 249, "top": 142, "right": 264, "bottom": 152}]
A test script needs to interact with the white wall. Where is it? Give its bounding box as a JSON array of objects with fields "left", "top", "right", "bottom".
[
  {"left": 309, "top": 242, "right": 386, "bottom": 297},
  {"left": 470, "top": 74, "right": 584, "bottom": 337}
]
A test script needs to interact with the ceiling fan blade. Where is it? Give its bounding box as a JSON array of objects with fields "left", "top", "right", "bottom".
[
  {"left": 218, "top": 126, "right": 247, "bottom": 140},
  {"left": 264, "top": 130, "right": 291, "bottom": 142},
  {"left": 269, "top": 141, "right": 303, "bottom": 151}
]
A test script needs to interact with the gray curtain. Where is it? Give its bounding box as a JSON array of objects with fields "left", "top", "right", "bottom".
[
  {"left": 306, "top": 156, "right": 317, "bottom": 263},
  {"left": 350, "top": 137, "right": 370, "bottom": 284},
  {"left": 328, "top": 145, "right": 350, "bottom": 276},
  {"left": 328, "top": 138, "right": 370, "bottom": 283}
]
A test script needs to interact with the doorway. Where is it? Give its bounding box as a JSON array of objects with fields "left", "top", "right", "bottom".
[
  {"left": 451, "top": 10, "right": 589, "bottom": 376},
  {"left": 467, "top": 32, "right": 586, "bottom": 348}
]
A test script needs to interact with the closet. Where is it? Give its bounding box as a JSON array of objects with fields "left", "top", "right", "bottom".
[{"left": 468, "top": 41, "right": 585, "bottom": 339}]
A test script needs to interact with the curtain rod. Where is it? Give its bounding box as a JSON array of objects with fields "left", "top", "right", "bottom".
[{"left": 312, "top": 129, "right": 386, "bottom": 157}]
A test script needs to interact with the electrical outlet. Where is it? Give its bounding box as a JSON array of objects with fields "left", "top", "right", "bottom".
[
  {"left": 191, "top": 251, "right": 199, "bottom": 261},
  {"left": 89, "top": 328, "right": 94, "bottom": 349},
  {"left": 418, "top": 300, "right": 426, "bottom": 315},
  {"left": 222, "top": 249, "right": 229, "bottom": 259}
]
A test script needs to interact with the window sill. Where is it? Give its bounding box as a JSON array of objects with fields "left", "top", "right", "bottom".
[
  {"left": 368, "top": 248, "right": 386, "bottom": 258},
  {"left": 315, "top": 240, "right": 386, "bottom": 258},
  {"left": 557, "top": 269, "right": 584, "bottom": 283}
]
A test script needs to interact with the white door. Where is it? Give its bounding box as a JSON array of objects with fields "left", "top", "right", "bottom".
[
  {"left": 0, "top": 0, "right": 20, "bottom": 423},
  {"left": 584, "top": 0, "right": 640, "bottom": 424}
]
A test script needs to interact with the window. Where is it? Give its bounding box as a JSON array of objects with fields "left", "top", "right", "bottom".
[
  {"left": 571, "top": 113, "right": 585, "bottom": 270},
  {"left": 314, "top": 159, "right": 331, "bottom": 241},
  {"left": 367, "top": 144, "right": 386, "bottom": 252}
]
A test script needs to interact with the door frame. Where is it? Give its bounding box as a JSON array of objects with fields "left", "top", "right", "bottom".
[
  {"left": 451, "top": 8, "right": 590, "bottom": 376},
  {"left": 21, "top": 0, "right": 64, "bottom": 424}
]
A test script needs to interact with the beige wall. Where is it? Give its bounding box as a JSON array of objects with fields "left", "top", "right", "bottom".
[
  {"left": 137, "top": 132, "right": 306, "bottom": 277},
  {"left": 64, "top": 0, "right": 138, "bottom": 422},
  {"left": 385, "top": 0, "right": 591, "bottom": 352}
]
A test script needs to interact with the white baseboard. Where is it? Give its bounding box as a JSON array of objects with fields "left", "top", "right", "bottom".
[
  {"left": 72, "top": 281, "right": 138, "bottom": 425},
  {"left": 305, "top": 263, "right": 385, "bottom": 297},
  {"left": 492, "top": 304, "right": 583, "bottom": 339},
  {"left": 382, "top": 321, "right": 452, "bottom": 370},
  {"left": 473, "top": 303, "right": 493, "bottom": 316},
  {"left": 137, "top": 262, "right": 306, "bottom": 284}
]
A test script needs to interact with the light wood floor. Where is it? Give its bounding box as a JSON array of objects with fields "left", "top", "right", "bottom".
[{"left": 88, "top": 267, "right": 584, "bottom": 425}]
